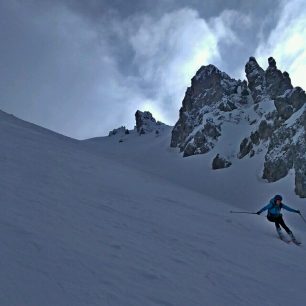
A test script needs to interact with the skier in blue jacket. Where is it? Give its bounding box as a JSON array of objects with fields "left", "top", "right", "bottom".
[{"left": 256, "top": 194, "right": 300, "bottom": 241}]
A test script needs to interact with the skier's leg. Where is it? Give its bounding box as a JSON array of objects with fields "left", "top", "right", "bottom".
[
  {"left": 274, "top": 219, "right": 282, "bottom": 236},
  {"left": 274, "top": 218, "right": 281, "bottom": 230},
  {"left": 267, "top": 215, "right": 283, "bottom": 236},
  {"left": 279, "top": 217, "right": 299, "bottom": 242},
  {"left": 278, "top": 216, "right": 292, "bottom": 234}
]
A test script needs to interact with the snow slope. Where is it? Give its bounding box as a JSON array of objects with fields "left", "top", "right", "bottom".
[{"left": 1, "top": 110, "right": 306, "bottom": 306}]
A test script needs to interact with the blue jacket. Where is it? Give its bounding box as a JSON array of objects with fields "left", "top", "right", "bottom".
[{"left": 258, "top": 198, "right": 299, "bottom": 216}]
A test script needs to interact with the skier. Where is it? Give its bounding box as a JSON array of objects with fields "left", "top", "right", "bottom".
[{"left": 256, "top": 194, "right": 300, "bottom": 243}]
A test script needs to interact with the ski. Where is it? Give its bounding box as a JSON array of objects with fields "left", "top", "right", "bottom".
[
  {"left": 288, "top": 233, "right": 302, "bottom": 245},
  {"left": 291, "top": 239, "right": 301, "bottom": 246},
  {"left": 278, "top": 235, "right": 301, "bottom": 245}
]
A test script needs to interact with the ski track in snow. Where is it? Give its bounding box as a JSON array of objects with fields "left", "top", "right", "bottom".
[{"left": 1, "top": 110, "right": 306, "bottom": 306}]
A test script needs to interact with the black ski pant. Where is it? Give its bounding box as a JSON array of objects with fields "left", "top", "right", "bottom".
[{"left": 267, "top": 214, "right": 292, "bottom": 234}]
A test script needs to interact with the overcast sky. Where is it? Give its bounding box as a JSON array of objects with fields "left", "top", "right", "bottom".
[{"left": 1, "top": 0, "right": 305, "bottom": 139}]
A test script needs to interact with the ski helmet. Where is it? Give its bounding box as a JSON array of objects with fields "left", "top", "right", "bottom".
[{"left": 274, "top": 194, "right": 282, "bottom": 201}]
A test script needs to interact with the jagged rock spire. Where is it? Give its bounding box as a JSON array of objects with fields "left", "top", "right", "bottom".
[
  {"left": 245, "top": 57, "right": 265, "bottom": 103},
  {"left": 268, "top": 56, "right": 277, "bottom": 68},
  {"left": 265, "top": 56, "right": 293, "bottom": 98}
]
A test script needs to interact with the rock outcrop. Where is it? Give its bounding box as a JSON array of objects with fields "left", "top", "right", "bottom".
[
  {"left": 171, "top": 64, "right": 249, "bottom": 156},
  {"left": 170, "top": 57, "right": 306, "bottom": 197},
  {"left": 109, "top": 126, "right": 129, "bottom": 136},
  {"left": 135, "top": 110, "right": 166, "bottom": 135},
  {"left": 212, "top": 154, "right": 232, "bottom": 170}
]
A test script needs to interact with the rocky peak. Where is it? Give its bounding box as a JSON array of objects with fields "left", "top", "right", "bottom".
[
  {"left": 170, "top": 56, "right": 306, "bottom": 197},
  {"left": 171, "top": 63, "right": 244, "bottom": 155},
  {"left": 265, "top": 57, "right": 293, "bottom": 99},
  {"left": 135, "top": 110, "right": 165, "bottom": 135},
  {"left": 191, "top": 64, "right": 234, "bottom": 98},
  {"left": 245, "top": 56, "right": 264, "bottom": 75},
  {"left": 193, "top": 64, "right": 230, "bottom": 82},
  {"left": 108, "top": 126, "right": 129, "bottom": 136},
  {"left": 268, "top": 56, "right": 276, "bottom": 68},
  {"left": 245, "top": 57, "right": 266, "bottom": 103},
  {"left": 244, "top": 56, "right": 294, "bottom": 103}
]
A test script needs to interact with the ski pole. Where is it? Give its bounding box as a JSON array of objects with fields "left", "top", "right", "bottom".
[
  {"left": 299, "top": 212, "right": 306, "bottom": 224},
  {"left": 230, "top": 211, "right": 257, "bottom": 214}
]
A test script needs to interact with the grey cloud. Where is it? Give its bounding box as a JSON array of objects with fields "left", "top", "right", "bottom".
[
  {"left": 0, "top": 1, "right": 141, "bottom": 138},
  {"left": 254, "top": 0, "right": 306, "bottom": 89},
  {"left": 0, "top": 0, "right": 284, "bottom": 138}
]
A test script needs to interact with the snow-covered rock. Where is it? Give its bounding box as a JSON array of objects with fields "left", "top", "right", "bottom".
[
  {"left": 265, "top": 56, "right": 293, "bottom": 99},
  {"left": 135, "top": 110, "right": 166, "bottom": 135},
  {"left": 263, "top": 103, "right": 306, "bottom": 197},
  {"left": 171, "top": 64, "right": 248, "bottom": 157},
  {"left": 108, "top": 126, "right": 129, "bottom": 136},
  {"left": 171, "top": 57, "right": 306, "bottom": 197},
  {"left": 245, "top": 56, "right": 266, "bottom": 104},
  {"left": 212, "top": 154, "right": 232, "bottom": 169}
]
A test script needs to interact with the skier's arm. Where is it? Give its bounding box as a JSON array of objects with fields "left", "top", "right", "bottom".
[
  {"left": 282, "top": 204, "right": 300, "bottom": 213},
  {"left": 257, "top": 203, "right": 272, "bottom": 215}
]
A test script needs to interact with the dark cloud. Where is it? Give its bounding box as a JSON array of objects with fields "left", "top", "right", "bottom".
[{"left": 0, "top": 0, "right": 284, "bottom": 138}]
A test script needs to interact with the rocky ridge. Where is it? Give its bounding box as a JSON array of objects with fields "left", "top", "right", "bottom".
[
  {"left": 171, "top": 57, "right": 306, "bottom": 198},
  {"left": 108, "top": 110, "right": 167, "bottom": 138}
]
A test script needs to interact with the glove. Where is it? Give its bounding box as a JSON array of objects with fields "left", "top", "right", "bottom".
[{"left": 256, "top": 211, "right": 261, "bottom": 215}]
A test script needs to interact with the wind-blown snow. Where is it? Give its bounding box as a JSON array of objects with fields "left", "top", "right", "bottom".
[{"left": 1, "top": 110, "right": 306, "bottom": 306}]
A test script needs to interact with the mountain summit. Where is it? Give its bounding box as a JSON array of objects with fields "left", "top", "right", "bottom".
[{"left": 171, "top": 57, "right": 306, "bottom": 198}]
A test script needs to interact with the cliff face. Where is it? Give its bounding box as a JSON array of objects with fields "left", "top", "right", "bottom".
[
  {"left": 171, "top": 64, "right": 250, "bottom": 156},
  {"left": 171, "top": 57, "right": 306, "bottom": 198}
]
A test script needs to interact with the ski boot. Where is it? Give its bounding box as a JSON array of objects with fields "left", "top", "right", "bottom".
[{"left": 288, "top": 231, "right": 301, "bottom": 245}]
